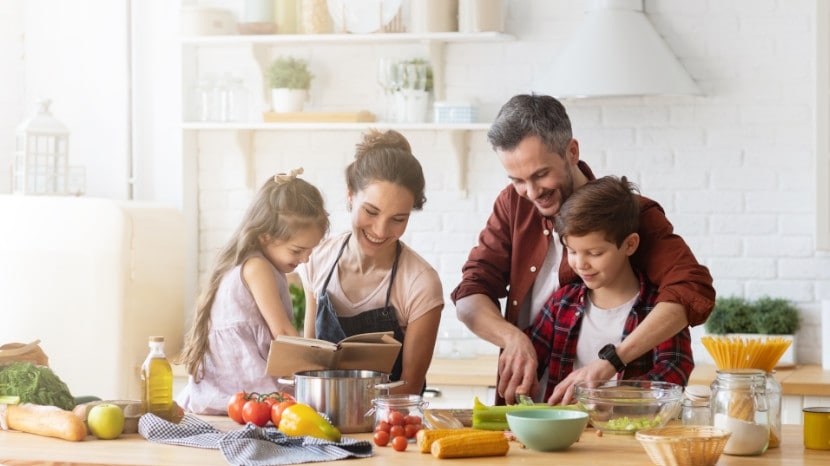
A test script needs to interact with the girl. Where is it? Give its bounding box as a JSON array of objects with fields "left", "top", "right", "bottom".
[
  {"left": 301, "top": 130, "right": 443, "bottom": 395},
  {"left": 176, "top": 168, "right": 329, "bottom": 414}
]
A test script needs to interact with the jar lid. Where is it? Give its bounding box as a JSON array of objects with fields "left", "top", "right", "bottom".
[{"left": 684, "top": 384, "right": 711, "bottom": 401}]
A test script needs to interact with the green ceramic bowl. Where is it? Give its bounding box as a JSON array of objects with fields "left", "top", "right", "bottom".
[{"left": 506, "top": 409, "right": 589, "bottom": 451}]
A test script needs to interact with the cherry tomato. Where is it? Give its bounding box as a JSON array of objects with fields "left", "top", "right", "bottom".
[
  {"left": 404, "top": 414, "right": 422, "bottom": 425},
  {"left": 374, "top": 420, "right": 391, "bottom": 433},
  {"left": 270, "top": 399, "right": 297, "bottom": 427},
  {"left": 227, "top": 392, "right": 248, "bottom": 424},
  {"left": 373, "top": 430, "right": 390, "bottom": 447},
  {"left": 391, "top": 435, "right": 408, "bottom": 452},
  {"left": 387, "top": 410, "right": 405, "bottom": 426},
  {"left": 404, "top": 423, "right": 421, "bottom": 438},
  {"left": 242, "top": 397, "right": 272, "bottom": 427},
  {"left": 389, "top": 424, "right": 405, "bottom": 439}
]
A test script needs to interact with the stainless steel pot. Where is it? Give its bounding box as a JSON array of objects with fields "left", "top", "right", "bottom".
[{"left": 279, "top": 369, "right": 404, "bottom": 433}]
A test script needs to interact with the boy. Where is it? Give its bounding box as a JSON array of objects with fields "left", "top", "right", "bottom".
[{"left": 526, "top": 176, "right": 694, "bottom": 403}]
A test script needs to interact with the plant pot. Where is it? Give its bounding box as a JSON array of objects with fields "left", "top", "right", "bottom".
[
  {"left": 393, "top": 90, "right": 430, "bottom": 123},
  {"left": 271, "top": 88, "right": 307, "bottom": 112}
]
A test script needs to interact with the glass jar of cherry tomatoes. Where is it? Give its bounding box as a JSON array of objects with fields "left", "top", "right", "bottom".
[{"left": 370, "top": 394, "right": 427, "bottom": 443}]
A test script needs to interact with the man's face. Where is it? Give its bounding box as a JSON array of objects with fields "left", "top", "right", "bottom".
[{"left": 497, "top": 135, "right": 578, "bottom": 217}]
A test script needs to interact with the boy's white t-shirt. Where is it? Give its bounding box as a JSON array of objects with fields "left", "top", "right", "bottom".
[{"left": 574, "top": 294, "right": 638, "bottom": 369}]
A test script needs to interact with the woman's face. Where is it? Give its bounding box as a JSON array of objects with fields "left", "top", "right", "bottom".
[{"left": 348, "top": 181, "right": 414, "bottom": 257}]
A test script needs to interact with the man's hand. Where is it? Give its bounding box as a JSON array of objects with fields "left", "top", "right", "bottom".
[
  {"left": 497, "top": 333, "right": 539, "bottom": 405},
  {"left": 546, "top": 358, "right": 617, "bottom": 405}
]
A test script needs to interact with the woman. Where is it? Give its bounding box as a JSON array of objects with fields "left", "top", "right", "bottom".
[{"left": 301, "top": 129, "right": 443, "bottom": 395}]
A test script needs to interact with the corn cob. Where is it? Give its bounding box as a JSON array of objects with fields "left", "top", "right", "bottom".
[
  {"left": 430, "top": 431, "right": 510, "bottom": 459},
  {"left": 416, "top": 428, "right": 475, "bottom": 453}
]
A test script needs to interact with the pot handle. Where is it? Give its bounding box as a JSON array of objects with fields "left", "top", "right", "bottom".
[
  {"left": 374, "top": 380, "right": 406, "bottom": 391},
  {"left": 277, "top": 376, "right": 295, "bottom": 386}
]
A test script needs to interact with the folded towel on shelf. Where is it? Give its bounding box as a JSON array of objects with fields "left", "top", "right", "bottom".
[{"left": 139, "top": 414, "right": 373, "bottom": 466}]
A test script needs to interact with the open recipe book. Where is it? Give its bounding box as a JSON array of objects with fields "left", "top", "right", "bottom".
[{"left": 265, "top": 331, "right": 402, "bottom": 377}]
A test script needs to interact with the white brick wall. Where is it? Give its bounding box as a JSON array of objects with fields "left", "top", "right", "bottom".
[{"left": 185, "top": 0, "right": 829, "bottom": 364}]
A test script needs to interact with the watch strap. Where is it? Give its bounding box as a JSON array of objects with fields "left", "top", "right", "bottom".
[{"left": 599, "top": 344, "right": 626, "bottom": 372}]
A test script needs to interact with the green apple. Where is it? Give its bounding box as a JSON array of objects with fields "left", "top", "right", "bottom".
[{"left": 87, "top": 403, "right": 125, "bottom": 440}]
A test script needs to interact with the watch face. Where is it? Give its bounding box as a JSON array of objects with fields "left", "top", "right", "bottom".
[{"left": 600, "top": 344, "right": 615, "bottom": 358}]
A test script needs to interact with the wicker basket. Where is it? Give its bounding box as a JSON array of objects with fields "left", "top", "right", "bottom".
[{"left": 636, "top": 425, "right": 731, "bottom": 466}]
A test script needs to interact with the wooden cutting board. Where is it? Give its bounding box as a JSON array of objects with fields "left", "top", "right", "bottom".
[{"left": 263, "top": 110, "right": 376, "bottom": 123}]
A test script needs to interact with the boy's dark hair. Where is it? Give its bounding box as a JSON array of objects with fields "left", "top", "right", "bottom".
[{"left": 555, "top": 175, "right": 640, "bottom": 247}]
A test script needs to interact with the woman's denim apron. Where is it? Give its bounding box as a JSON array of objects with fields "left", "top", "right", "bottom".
[{"left": 314, "top": 234, "right": 406, "bottom": 383}]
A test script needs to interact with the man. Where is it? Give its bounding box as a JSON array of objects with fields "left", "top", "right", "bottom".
[{"left": 451, "top": 94, "right": 714, "bottom": 405}]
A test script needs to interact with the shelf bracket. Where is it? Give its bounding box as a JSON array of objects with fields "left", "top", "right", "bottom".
[
  {"left": 448, "top": 130, "right": 471, "bottom": 198},
  {"left": 250, "top": 44, "right": 272, "bottom": 107},
  {"left": 235, "top": 130, "right": 256, "bottom": 190},
  {"left": 423, "top": 40, "right": 446, "bottom": 102}
]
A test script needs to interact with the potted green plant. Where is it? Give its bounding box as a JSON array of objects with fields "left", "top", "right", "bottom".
[
  {"left": 392, "top": 58, "right": 433, "bottom": 123},
  {"left": 267, "top": 56, "right": 313, "bottom": 112},
  {"left": 704, "top": 295, "right": 801, "bottom": 367}
]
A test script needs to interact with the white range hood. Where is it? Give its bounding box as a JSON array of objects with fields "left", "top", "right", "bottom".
[{"left": 544, "top": 0, "right": 701, "bottom": 98}]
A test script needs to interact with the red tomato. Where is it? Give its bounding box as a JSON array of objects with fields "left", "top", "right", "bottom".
[
  {"left": 389, "top": 424, "right": 405, "bottom": 439},
  {"left": 373, "top": 430, "right": 390, "bottom": 447},
  {"left": 404, "top": 414, "right": 422, "bottom": 425},
  {"left": 391, "top": 435, "right": 408, "bottom": 452},
  {"left": 404, "top": 423, "right": 421, "bottom": 438},
  {"left": 387, "top": 410, "right": 405, "bottom": 426},
  {"left": 374, "top": 420, "right": 391, "bottom": 433},
  {"left": 270, "top": 399, "right": 297, "bottom": 427},
  {"left": 242, "top": 398, "right": 272, "bottom": 427},
  {"left": 264, "top": 391, "right": 295, "bottom": 406},
  {"left": 227, "top": 392, "right": 248, "bottom": 424}
]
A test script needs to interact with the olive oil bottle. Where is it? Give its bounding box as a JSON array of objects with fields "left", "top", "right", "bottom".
[{"left": 140, "top": 336, "right": 173, "bottom": 419}]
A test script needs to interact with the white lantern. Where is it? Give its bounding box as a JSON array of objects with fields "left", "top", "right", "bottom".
[{"left": 12, "top": 99, "right": 70, "bottom": 195}]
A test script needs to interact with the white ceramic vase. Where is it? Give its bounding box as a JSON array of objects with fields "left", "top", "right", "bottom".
[
  {"left": 271, "top": 88, "right": 307, "bottom": 112},
  {"left": 393, "top": 90, "right": 429, "bottom": 123}
]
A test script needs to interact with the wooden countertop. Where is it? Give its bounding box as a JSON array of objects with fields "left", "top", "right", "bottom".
[
  {"left": 426, "top": 355, "right": 497, "bottom": 386},
  {"left": 429, "top": 356, "right": 830, "bottom": 397},
  {"left": 0, "top": 417, "right": 823, "bottom": 465},
  {"left": 689, "top": 364, "right": 830, "bottom": 396}
]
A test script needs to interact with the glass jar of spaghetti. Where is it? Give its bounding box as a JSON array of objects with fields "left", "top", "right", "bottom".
[
  {"left": 711, "top": 369, "right": 769, "bottom": 456},
  {"left": 766, "top": 371, "right": 782, "bottom": 448}
]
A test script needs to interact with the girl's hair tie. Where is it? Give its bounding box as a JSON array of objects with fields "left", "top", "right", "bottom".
[{"left": 274, "top": 167, "right": 304, "bottom": 184}]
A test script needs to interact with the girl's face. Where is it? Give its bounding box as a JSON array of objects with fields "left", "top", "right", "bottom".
[
  {"left": 260, "top": 226, "right": 325, "bottom": 274},
  {"left": 563, "top": 231, "right": 639, "bottom": 290},
  {"left": 348, "top": 181, "right": 414, "bottom": 257}
]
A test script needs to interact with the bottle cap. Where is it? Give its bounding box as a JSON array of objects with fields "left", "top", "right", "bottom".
[{"left": 149, "top": 336, "right": 165, "bottom": 343}]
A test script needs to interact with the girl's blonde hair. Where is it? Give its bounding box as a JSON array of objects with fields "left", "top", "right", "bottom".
[{"left": 177, "top": 168, "right": 329, "bottom": 380}]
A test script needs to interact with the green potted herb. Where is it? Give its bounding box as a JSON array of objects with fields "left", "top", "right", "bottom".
[
  {"left": 704, "top": 295, "right": 801, "bottom": 366},
  {"left": 267, "top": 57, "right": 314, "bottom": 112}
]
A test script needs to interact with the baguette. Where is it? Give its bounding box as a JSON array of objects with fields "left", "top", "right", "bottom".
[{"left": 4, "top": 403, "right": 87, "bottom": 441}]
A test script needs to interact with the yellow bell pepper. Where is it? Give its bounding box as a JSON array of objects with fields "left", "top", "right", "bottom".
[{"left": 277, "top": 403, "right": 341, "bottom": 442}]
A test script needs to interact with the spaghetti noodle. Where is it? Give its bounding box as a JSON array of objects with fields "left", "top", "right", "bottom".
[{"left": 700, "top": 335, "right": 791, "bottom": 372}]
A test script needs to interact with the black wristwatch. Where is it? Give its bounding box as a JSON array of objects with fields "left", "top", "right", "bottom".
[{"left": 598, "top": 344, "right": 626, "bottom": 373}]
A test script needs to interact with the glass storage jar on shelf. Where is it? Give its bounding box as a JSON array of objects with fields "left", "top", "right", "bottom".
[{"left": 710, "top": 369, "right": 769, "bottom": 456}]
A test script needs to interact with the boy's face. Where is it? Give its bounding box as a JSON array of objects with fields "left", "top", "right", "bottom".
[{"left": 563, "top": 231, "right": 639, "bottom": 290}]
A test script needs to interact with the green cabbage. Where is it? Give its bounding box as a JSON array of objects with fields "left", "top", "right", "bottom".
[{"left": 0, "top": 362, "right": 75, "bottom": 410}]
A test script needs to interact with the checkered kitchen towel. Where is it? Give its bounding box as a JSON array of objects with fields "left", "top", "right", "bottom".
[{"left": 139, "top": 413, "right": 374, "bottom": 466}]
